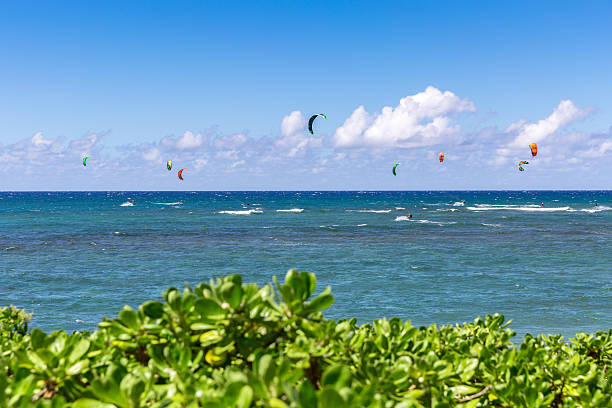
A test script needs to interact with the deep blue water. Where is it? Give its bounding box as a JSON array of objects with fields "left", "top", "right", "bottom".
[{"left": 1, "top": 191, "right": 611, "bottom": 340}]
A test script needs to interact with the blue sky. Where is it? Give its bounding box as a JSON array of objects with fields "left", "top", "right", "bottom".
[{"left": 1, "top": 1, "right": 612, "bottom": 190}]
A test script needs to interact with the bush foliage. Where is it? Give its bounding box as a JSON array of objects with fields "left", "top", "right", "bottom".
[{"left": 1, "top": 269, "right": 611, "bottom": 407}]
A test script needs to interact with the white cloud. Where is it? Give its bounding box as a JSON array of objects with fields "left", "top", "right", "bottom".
[
  {"left": 333, "top": 86, "right": 475, "bottom": 149},
  {"left": 0, "top": 132, "right": 102, "bottom": 169},
  {"left": 68, "top": 133, "right": 99, "bottom": 155},
  {"left": 142, "top": 146, "right": 161, "bottom": 162},
  {"left": 580, "top": 137, "right": 612, "bottom": 158},
  {"left": 5, "top": 91, "right": 612, "bottom": 190},
  {"left": 215, "top": 150, "right": 240, "bottom": 160},
  {"left": 161, "top": 130, "right": 206, "bottom": 150},
  {"left": 275, "top": 110, "right": 322, "bottom": 157},
  {"left": 505, "top": 119, "right": 528, "bottom": 134},
  {"left": 491, "top": 100, "right": 595, "bottom": 166},
  {"left": 334, "top": 106, "right": 372, "bottom": 148},
  {"left": 31, "top": 132, "right": 53, "bottom": 147},
  {"left": 506, "top": 100, "right": 588, "bottom": 149},
  {"left": 280, "top": 111, "right": 306, "bottom": 138},
  {"left": 194, "top": 158, "right": 209, "bottom": 169},
  {"left": 213, "top": 133, "right": 248, "bottom": 149},
  {"left": 231, "top": 160, "right": 245, "bottom": 168}
]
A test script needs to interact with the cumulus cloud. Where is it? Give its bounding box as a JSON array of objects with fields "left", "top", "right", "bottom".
[
  {"left": 213, "top": 133, "right": 248, "bottom": 149},
  {"left": 141, "top": 146, "right": 161, "bottom": 162},
  {"left": 193, "top": 158, "right": 209, "bottom": 170},
  {"left": 275, "top": 110, "right": 322, "bottom": 157},
  {"left": 0, "top": 132, "right": 101, "bottom": 168},
  {"left": 489, "top": 99, "right": 598, "bottom": 167},
  {"left": 281, "top": 111, "right": 306, "bottom": 138},
  {"left": 333, "top": 86, "right": 475, "bottom": 149},
  {"left": 505, "top": 100, "right": 588, "bottom": 149},
  {"left": 577, "top": 127, "right": 612, "bottom": 158},
  {"left": 215, "top": 150, "right": 240, "bottom": 160},
  {"left": 5, "top": 89, "right": 612, "bottom": 189},
  {"left": 582, "top": 141, "right": 612, "bottom": 158},
  {"left": 231, "top": 160, "right": 245, "bottom": 168},
  {"left": 161, "top": 130, "right": 206, "bottom": 150},
  {"left": 68, "top": 133, "right": 99, "bottom": 155},
  {"left": 31, "top": 132, "right": 53, "bottom": 148}
]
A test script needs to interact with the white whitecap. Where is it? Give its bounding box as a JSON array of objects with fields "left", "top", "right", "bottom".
[
  {"left": 120, "top": 201, "right": 134, "bottom": 207},
  {"left": 467, "top": 205, "right": 571, "bottom": 212},
  {"left": 347, "top": 209, "right": 393, "bottom": 213},
  {"left": 276, "top": 208, "right": 304, "bottom": 213},
  {"left": 394, "top": 217, "right": 455, "bottom": 225},
  {"left": 415, "top": 220, "right": 456, "bottom": 225},
  {"left": 218, "top": 210, "right": 263, "bottom": 215},
  {"left": 153, "top": 202, "right": 181, "bottom": 205},
  {"left": 576, "top": 206, "right": 611, "bottom": 213}
]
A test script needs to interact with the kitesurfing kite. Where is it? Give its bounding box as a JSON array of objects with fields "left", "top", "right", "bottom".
[
  {"left": 518, "top": 161, "right": 529, "bottom": 172},
  {"left": 530, "top": 143, "right": 538, "bottom": 157},
  {"left": 392, "top": 163, "right": 400, "bottom": 176},
  {"left": 308, "top": 114, "right": 327, "bottom": 135},
  {"left": 167, "top": 160, "right": 172, "bottom": 171},
  {"left": 178, "top": 168, "right": 187, "bottom": 181},
  {"left": 438, "top": 152, "right": 444, "bottom": 162},
  {"left": 83, "top": 156, "right": 90, "bottom": 167}
]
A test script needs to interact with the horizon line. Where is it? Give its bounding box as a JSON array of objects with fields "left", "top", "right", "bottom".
[{"left": 1, "top": 189, "right": 612, "bottom": 193}]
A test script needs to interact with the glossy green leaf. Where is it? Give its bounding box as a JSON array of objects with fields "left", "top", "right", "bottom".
[
  {"left": 141, "top": 301, "right": 164, "bottom": 319},
  {"left": 69, "top": 338, "right": 91, "bottom": 363},
  {"left": 236, "top": 385, "right": 253, "bottom": 408},
  {"left": 305, "top": 290, "right": 334, "bottom": 313},
  {"left": 72, "top": 399, "right": 117, "bottom": 408},
  {"left": 119, "top": 307, "right": 139, "bottom": 331},
  {"left": 194, "top": 298, "right": 226, "bottom": 320}
]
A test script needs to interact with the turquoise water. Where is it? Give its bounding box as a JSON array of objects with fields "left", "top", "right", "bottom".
[{"left": 1, "top": 191, "right": 611, "bottom": 339}]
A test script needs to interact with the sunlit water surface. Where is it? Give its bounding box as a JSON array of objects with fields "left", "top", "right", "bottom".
[{"left": 1, "top": 191, "right": 611, "bottom": 340}]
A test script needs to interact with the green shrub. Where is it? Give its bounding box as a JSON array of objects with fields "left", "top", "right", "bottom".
[
  {"left": 1, "top": 305, "right": 32, "bottom": 340},
  {"left": 0, "top": 269, "right": 611, "bottom": 407}
]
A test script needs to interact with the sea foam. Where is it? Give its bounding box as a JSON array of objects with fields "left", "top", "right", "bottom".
[
  {"left": 218, "top": 209, "right": 263, "bottom": 215},
  {"left": 467, "top": 204, "right": 571, "bottom": 212},
  {"left": 276, "top": 208, "right": 304, "bottom": 213},
  {"left": 347, "top": 209, "right": 393, "bottom": 213}
]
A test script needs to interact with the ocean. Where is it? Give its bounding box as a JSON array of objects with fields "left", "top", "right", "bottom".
[{"left": 1, "top": 191, "right": 610, "bottom": 340}]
